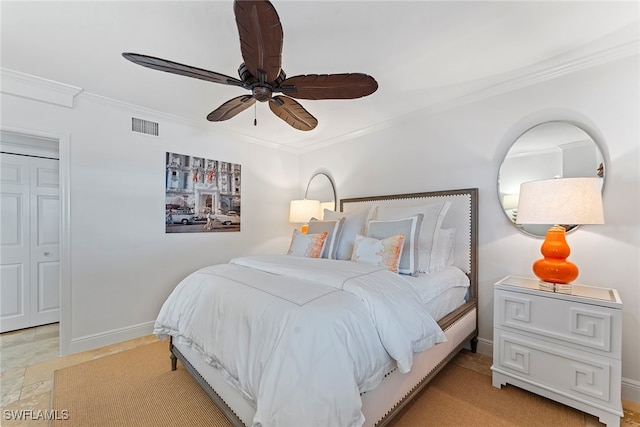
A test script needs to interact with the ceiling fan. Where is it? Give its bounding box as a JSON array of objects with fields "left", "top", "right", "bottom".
[{"left": 122, "top": 0, "right": 378, "bottom": 131}]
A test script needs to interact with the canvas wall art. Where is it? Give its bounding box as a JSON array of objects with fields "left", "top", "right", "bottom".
[{"left": 165, "top": 152, "right": 241, "bottom": 233}]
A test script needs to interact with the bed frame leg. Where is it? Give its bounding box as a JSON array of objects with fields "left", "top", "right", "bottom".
[
  {"left": 169, "top": 336, "right": 178, "bottom": 371},
  {"left": 470, "top": 336, "right": 478, "bottom": 353}
]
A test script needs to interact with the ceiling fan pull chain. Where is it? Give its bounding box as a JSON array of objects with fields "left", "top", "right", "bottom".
[{"left": 254, "top": 103, "right": 257, "bottom": 126}]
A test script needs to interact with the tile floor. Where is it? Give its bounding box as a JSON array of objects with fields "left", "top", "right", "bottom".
[
  {"left": 0, "top": 324, "right": 638, "bottom": 426},
  {"left": 0, "top": 323, "right": 158, "bottom": 427}
]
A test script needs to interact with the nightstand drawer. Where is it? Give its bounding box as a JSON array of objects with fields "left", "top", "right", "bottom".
[
  {"left": 495, "top": 289, "right": 621, "bottom": 358},
  {"left": 494, "top": 329, "right": 621, "bottom": 405}
]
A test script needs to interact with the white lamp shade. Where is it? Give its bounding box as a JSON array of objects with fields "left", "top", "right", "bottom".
[
  {"left": 516, "top": 177, "right": 604, "bottom": 225},
  {"left": 289, "top": 199, "right": 321, "bottom": 223}
]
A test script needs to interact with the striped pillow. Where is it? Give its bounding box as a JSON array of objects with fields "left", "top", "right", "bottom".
[{"left": 307, "top": 217, "right": 345, "bottom": 259}]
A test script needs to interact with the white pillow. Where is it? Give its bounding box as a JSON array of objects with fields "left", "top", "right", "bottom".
[
  {"left": 351, "top": 234, "right": 405, "bottom": 273},
  {"left": 375, "top": 201, "right": 451, "bottom": 273},
  {"left": 324, "top": 206, "right": 373, "bottom": 260},
  {"left": 366, "top": 214, "right": 423, "bottom": 276},
  {"left": 287, "top": 229, "right": 328, "bottom": 258},
  {"left": 431, "top": 228, "right": 456, "bottom": 272},
  {"left": 307, "top": 217, "right": 345, "bottom": 259}
]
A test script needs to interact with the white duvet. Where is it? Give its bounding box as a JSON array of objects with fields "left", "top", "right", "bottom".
[{"left": 154, "top": 255, "right": 446, "bottom": 427}]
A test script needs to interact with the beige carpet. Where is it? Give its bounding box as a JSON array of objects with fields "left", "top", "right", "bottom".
[{"left": 52, "top": 340, "right": 585, "bottom": 427}]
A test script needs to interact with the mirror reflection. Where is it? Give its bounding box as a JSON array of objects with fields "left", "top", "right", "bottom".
[
  {"left": 498, "top": 122, "right": 605, "bottom": 237},
  {"left": 305, "top": 172, "right": 337, "bottom": 217}
]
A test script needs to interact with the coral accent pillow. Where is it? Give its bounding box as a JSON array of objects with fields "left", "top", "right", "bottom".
[
  {"left": 287, "top": 229, "right": 328, "bottom": 258},
  {"left": 351, "top": 234, "right": 405, "bottom": 273}
]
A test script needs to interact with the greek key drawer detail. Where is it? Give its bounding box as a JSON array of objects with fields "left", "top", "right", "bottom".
[
  {"left": 571, "top": 308, "right": 611, "bottom": 350},
  {"left": 496, "top": 290, "right": 619, "bottom": 356},
  {"left": 495, "top": 330, "right": 617, "bottom": 403}
]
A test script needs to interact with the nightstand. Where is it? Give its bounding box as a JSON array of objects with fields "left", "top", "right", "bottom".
[{"left": 491, "top": 276, "right": 623, "bottom": 427}]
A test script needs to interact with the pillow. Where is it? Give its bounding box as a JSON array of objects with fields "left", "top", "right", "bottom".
[
  {"left": 307, "top": 217, "right": 345, "bottom": 259},
  {"left": 375, "top": 201, "right": 451, "bottom": 273},
  {"left": 287, "top": 229, "right": 328, "bottom": 258},
  {"left": 366, "top": 214, "right": 423, "bottom": 276},
  {"left": 323, "top": 206, "right": 373, "bottom": 261},
  {"left": 431, "top": 228, "right": 456, "bottom": 272},
  {"left": 351, "top": 234, "right": 405, "bottom": 273}
]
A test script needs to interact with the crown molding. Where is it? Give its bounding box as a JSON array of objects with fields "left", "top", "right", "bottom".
[
  {"left": 0, "top": 68, "right": 83, "bottom": 108},
  {"left": 464, "top": 39, "right": 640, "bottom": 105},
  {"left": 294, "top": 39, "right": 640, "bottom": 153},
  {"left": 76, "top": 91, "right": 299, "bottom": 153},
  {"left": 77, "top": 91, "right": 198, "bottom": 126}
]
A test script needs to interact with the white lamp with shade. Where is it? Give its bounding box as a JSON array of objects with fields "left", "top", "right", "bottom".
[
  {"left": 516, "top": 177, "right": 604, "bottom": 292},
  {"left": 289, "top": 172, "right": 337, "bottom": 232},
  {"left": 289, "top": 199, "right": 321, "bottom": 233}
]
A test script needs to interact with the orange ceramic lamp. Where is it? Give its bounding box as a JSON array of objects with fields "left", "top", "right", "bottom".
[
  {"left": 516, "top": 178, "right": 604, "bottom": 291},
  {"left": 532, "top": 225, "right": 578, "bottom": 284}
]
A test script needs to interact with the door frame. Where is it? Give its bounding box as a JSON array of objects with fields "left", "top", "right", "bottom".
[{"left": 1, "top": 125, "right": 71, "bottom": 356}]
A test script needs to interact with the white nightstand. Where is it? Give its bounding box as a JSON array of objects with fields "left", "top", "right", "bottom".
[{"left": 491, "top": 276, "right": 623, "bottom": 427}]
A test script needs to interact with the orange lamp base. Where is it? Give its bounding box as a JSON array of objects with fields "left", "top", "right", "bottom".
[{"left": 532, "top": 225, "right": 579, "bottom": 285}]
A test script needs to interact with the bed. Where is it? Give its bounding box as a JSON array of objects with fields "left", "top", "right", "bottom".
[{"left": 156, "top": 188, "right": 478, "bottom": 427}]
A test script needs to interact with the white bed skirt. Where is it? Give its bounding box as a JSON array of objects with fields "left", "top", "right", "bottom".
[
  {"left": 173, "top": 307, "right": 477, "bottom": 427},
  {"left": 361, "top": 307, "right": 477, "bottom": 426}
]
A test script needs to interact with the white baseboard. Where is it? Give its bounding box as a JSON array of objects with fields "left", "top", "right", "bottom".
[
  {"left": 622, "top": 378, "right": 640, "bottom": 403},
  {"left": 475, "top": 336, "right": 493, "bottom": 357},
  {"left": 65, "top": 321, "right": 154, "bottom": 356},
  {"left": 479, "top": 338, "right": 639, "bottom": 404}
]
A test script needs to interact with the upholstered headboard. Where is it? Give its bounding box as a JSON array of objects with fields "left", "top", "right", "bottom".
[{"left": 340, "top": 188, "right": 478, "bottom": 303}]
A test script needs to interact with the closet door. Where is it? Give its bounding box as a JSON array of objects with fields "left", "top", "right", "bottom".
[
  {"left": 29, "top": 156, "right": 60, "bottom": 326},
  {"left": 0, "top": 153, "right": 59, "bottom": 332},
  {"left": 1, "top": 154, "right": 31, "bottom": 331}
]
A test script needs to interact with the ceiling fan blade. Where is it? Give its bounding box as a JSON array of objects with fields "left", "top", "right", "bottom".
[
  {"left": 269, "top": 96, "right": 317, "bottom": 131},
  {"left": 122, "top": 53, "right": 245, "bottom": 88},
  {"left": 207, "top": 95, "right": 256, "bottom": 121},
  {"left": 278, "top": 74, "right": 378, "bottom": 100},
  {"left": 234, "top": 0, "right": 283, "bottom": 84}
]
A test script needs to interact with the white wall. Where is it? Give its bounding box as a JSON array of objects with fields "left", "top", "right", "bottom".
[
  {"left": 300, "top": 56, "right": 640, "bottom": 401},
  {"left": 1, "top": 92, "right": 299, "bottom": 354}
]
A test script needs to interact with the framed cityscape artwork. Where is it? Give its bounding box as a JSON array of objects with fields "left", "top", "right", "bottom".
[{"left": 165, "top": 152, "right": 241, "bottom": 233}]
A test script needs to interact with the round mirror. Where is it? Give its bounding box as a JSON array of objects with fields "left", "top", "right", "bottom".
[
  {"left": 498, "top": 121, "right": 605, "bottom": 237},
  {"left": 305, "top": 172, "right": 337, "bottom": 217}
]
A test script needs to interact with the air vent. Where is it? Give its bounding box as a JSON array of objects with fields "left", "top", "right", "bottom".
[{"left": 132, "top": 117, "right": 159, "bottom": 136}]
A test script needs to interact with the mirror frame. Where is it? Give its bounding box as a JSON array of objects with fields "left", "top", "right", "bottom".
[
  {"left": 498, "top": 121, "right": 605, "bottom": 237},
  {"left": 305, "top": 171, "right": 337, "bottom": 212}
]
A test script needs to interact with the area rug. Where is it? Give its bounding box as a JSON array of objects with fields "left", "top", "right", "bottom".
[{"left": 52, "top": 340, "right": 585, "bottom": 426}]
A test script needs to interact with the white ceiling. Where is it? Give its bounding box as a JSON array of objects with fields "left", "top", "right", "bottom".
[{"left": 1, "top": 1, "right": 638, "bottom": 151}]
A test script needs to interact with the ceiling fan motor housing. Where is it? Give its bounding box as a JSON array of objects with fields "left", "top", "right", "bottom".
[{"left": 252, "top": 86, "right": 272, "bottom": 102}]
